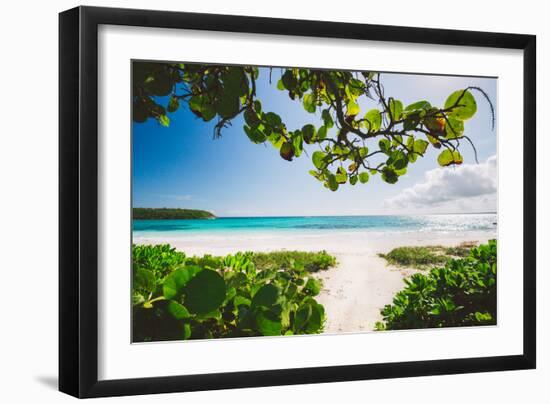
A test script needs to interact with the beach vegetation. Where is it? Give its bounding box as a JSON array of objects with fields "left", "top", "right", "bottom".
[
  {"left": 132, "top": 244, "right": 336, "bottom": 342},
  {"left": 375, "top": 240, "right": 497, "bottom": 330},
  {"left": 443, "top": 243, "right": 474, "bottom": 258},
  {"left": 379, "top": 242, "right": 476, "bottom": 269},
  {"left": 251, "top": 250, "right": 337, "bottom": 273},
  {"left": 133, "top": 208, "right": 215, "bottom": 220},
  {"left": 132, "top": 62, "right": 494, "bottom": 191}
]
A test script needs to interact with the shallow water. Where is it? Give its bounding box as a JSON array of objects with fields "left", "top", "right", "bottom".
[{"left": 133, "top": 213, "right": 497, "bottom": 238}]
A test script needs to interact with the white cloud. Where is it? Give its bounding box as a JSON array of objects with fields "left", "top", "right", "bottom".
[{"left": 388, "top": 155, "right": 497, "bottom": 213}]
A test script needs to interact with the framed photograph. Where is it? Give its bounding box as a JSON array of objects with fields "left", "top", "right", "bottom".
[{"left": 59, "top": 6, "right": 536, "bottom": 398}]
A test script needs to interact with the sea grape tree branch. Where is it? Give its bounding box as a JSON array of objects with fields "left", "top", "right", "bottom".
[{"left": 132, "top": 62, "right": 494, "bottom": 191}]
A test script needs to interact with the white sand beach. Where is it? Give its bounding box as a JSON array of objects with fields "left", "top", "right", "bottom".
[{"left": 134, "top": 230, "right": 496, "bottom": 334}]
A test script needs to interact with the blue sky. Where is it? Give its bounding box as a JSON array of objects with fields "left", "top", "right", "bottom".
[{"left": 133, "top": 66, "right": 497, "bottom": 217}]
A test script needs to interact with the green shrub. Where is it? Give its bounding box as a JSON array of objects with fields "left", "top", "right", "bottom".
[
  {"left": 133, "top": 244, "right": 186, "bottom": 277},
  {"left": 251, "top": 250, "right": 337, "bottom": 273},
  {"left": 379, "top": 246, "right": 448, "bottom": 268},
  {"left": 132, "top": 245, "right": 334, "bottom": 342},
  {"left": 375, "top": 240, "right": 497, "bottom": 330},
  {"left": 379, "top": 242, "right": 479, "bottom": 269},
  {"left": 443, "top": 245, "right": 472, "bottom": 257}
]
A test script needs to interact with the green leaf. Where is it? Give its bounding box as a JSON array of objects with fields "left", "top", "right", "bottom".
[
  {"left": 200, "top": 104, "right": 216, "bottom": 122},
  {"left": 302, "top": 124, "right": 316, "bottom": 144},
  {"left": 347, "top": 100, "right": 360, "bottom": 116},
  {"left": 444, "top": 90, "right": 477, "bottom": 120},
  {"left": 292, "top": 133, "right": 303, "bottom": 157},
  {"left": 389, "top": 99, "right": 403, "bottom": 121},
  {"left": 146, "top": 73, "right": 173, "bottom": 96},
  {"left": 405, "top": 100, "right": 431, "bottom": 112},
  {"left": 158, "top": 114, "right": 170, "bottom": 127},
  {"left": 281, "top": 70, "right": 297, "bottom": 90},
  {"left": 163, "top": 266, "right": 202, "bottom": 300},
  {"left": 335, "top": 170, "right": 347, "bottom": 184},
  {"left": 312, "top": 151, "right": 326, "bottom": 169},
  {"left": 427, "top": 134, "right": 441, "bottom": 149},
  {"left": 407, "top": 135, "right": 414, "bottom": 149},
  {"left": 395, "top": 167, "right": 407, "bottom": 176},
  {"left": 391, "top": 135, "right": 403, "bottom": 146},
  {"left": 254, "top": 100, "right": 262, "bottom": 113},
  {"left": 222, "top": 67, "right": 248, "bottom": 97},
  {"left": 167, "top": 301, "right": 190, "bottom": 320},
  {"left": 393, "top": 158, "right": 408, "bottom": 170},
  {"left": 265, "top": 112, "right": 282, "bottom": 128},
  {"left": 294, "top": 304, "right": 311, "bottom": 331},
  {"left": 437, "top": 149, "right": 463, "bottom": 166},
  {"left": 348, "top": 78, "right": 365, "bottom": 96},
  {"left": 256, "top": 311, "right": 282, "bottom": 336},
  {"left": 280, "top": 303, "right": 292, "bottom": 328},
  {"left": 167, "top": 96, "right": 179, "bottom": 113},
  {"left": 403, "top": 114, "right": 421, "bottom": 131},
  {"left": 303, "top": 93, "right": 316, "bottom": 113},
  {"left": 196, "top": 309, "right": 222, "bottom": 321},
  {"left": 216, "top": 94, "right": 240, "bottom": 119},
  {"left": 183, "top": 269, "right": 226, "bottom": 315},
  {"left": 474, "top": 312, "right": 493, "bottom": 322},
  {"left": 244, "top": 125, "right": 266, "bottom": 144},
  {"left": 183, "top": 323, "right": 192, "bottom": 340},
  {"left": 327, "top": 174, "right": 339, "bottom": 191},
  {"left": 413, "top": 139, "right": 429, "bottom": 155},
  {"left": 188, "top": 95, "right": 204, "bottom": 114},
  {"left": 252, "top": 284, "right": 279, "bottom": 307},
  {"left": 134, "top": 268, "right": 156, "bottom": 292},
  {"left": 244, "top": 108, "right": 261, "bottom": 127},
  {"left": 364, "top": 109, "right": 381, "bottom": 131},
  {"left": 381, "top": 167, "right": 398, "bottom": 184},
  {"left": 445, "top": 116, "right": 465, "bottom": 139},
  {"left": 304, "top": 303, "right": 324, "bottom": 333},
  {"left": 317, "top": 125, "right": 327, "bottom": 140},
  {"left": 225, "top": 287, "right": 237, "bottom": 302},
  {"left": 279, "top": 141, "right": 295, "bottom": 161},
  {"left": 349, "top": 175, "right": 358, "bottom": 185},
  {"left": 358, "top": 172, "right": 370, "bottom": 184},
  {"left": 322, "top": 109, "right": 334, "bottom": 128},
  {"left": 133, "top": 292, "right": 145, "bottom": 306},
  {"left": 233, "top": 295, "right": 251, "bottom": 307},
  {"left": 268, "top": 132, "right": 285, "bottom": 150},
  {"left": 379, "top": 138, "right": 391, "bottom": 153}
]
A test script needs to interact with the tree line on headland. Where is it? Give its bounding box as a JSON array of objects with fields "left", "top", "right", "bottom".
[{"left": 133, "top": 208, "right": 215, "bottom": 220}]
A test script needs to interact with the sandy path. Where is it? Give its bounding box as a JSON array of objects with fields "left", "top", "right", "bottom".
[{"left": 315, "top": 251, "right": 420, "bottom": 333}]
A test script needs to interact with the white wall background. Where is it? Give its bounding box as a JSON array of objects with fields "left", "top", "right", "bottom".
[{"left": 0, "top": 0, "right": 546, "bottom": 402}]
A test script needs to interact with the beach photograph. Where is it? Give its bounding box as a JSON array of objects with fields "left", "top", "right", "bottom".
[{"left": 131, "top": 61, "right": 497, "bottom": 342}]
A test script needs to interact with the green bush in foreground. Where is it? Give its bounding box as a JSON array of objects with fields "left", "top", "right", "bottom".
[
  {"left": 133, "top": 244, "right": 186, "bottom": 279},
  {"left": 132, "top": 245, "right": 335, "bottom": 342},
  {"left": 376, "top": 240, "right": 497, "bottom": 330}
]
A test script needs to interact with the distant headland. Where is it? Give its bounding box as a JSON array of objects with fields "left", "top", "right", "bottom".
[{"left": 133, "top": 208, "right": 216, "bottom": 220}]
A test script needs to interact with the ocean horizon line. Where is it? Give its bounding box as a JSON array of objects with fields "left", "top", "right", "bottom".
[
  {"left": 199, "top": 212, "right": 498, "bottom": 219},
  {"left": 133, "top": 213, "right": 497, "bottom": 235}
]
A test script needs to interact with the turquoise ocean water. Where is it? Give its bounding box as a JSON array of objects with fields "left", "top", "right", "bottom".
[{"left": 133, "top": 214, "right": 497, "bottom": 238}]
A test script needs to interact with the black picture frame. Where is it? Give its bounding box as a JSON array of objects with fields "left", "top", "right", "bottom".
[{"left": 59, "top": 5, "right": 536, "bottom": 398}]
